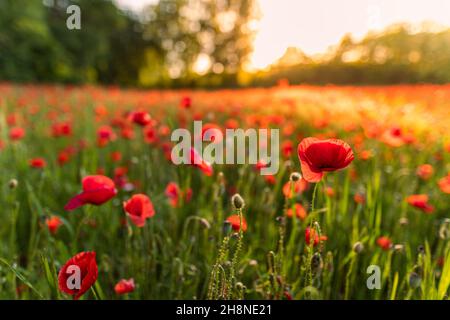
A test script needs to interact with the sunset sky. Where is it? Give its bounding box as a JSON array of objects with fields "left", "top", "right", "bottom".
[{"left": 116, "top": 0, "right": 450, "bottom": 69}]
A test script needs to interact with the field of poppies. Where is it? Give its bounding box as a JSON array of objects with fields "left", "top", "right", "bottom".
[{"left": 0, "top": 82, "right": 449, "bottom": 300}]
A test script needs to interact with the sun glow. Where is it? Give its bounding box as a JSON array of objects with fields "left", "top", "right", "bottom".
[{"left": 248, "top": 0, "right": 450, "bottom": 70}]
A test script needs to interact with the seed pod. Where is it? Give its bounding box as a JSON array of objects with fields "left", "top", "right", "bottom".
[
  {"left": 352, "top": 241, "right": 364, "bottom": 254},
  {"left": 399, "top": 217, "right": 409, "bottom": 226},
  {"left": 231, "top": 193, "right": 245, "bottom": 210}
]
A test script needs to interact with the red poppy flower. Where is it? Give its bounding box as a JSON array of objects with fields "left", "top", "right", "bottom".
[
  {"left": 64, "top": 175, "right": 117, "bottom": 211},
  {"left": 180, "top": 96, "right": 191, "bottom": 109},
  {"left": 381, "top": 127, "right": 405, "bottom": 147},
  {"left": 97, "top": 125, "right": 116, "bottom": 147},
  {"left": 264, "top": 175, "right": 276, "bottom": 185},
  {"left": 438, "top": 173, "right": 450, "bottom": 194},
  {"left": 51, "top": 122, "right": 72, "bottom": 137},
  {"left": 305, "top": 227, "right": 327, "bottom": 246},
  {"left": 281, "top": 140, "right": 294, "bottom": 158},
  {"left": 325, "top": 186, "right": 335, "bottom": 197},
  {"left": 190, "top": 147, "right": 213, "bottom": 176},
  {"left": 29, "top": 157, "right": 47, "bottom": 169},
  {"left": 58, "top": 151, "right": 71, "bottom": 166},
  {"left": 58, "top": 252, "right": 98, "bottom": 300},
  {"left": 254, "top": 160, "right": 270, "bottom": 172},
  {"left": 406, "top": 194, "right": 434, "bottom": 214},
  {"left": 143, "top": 126, "right": 158, "bottom": 144},
  {"left": 129, "top": 111, "right": 151, "bottom": 126},
  {"left": 359, "top": 150, "right": 374, "bottom": 161},
  {"left": 46, "top": 216, "right": 63, "bottom": 235},
  {"left": 110, "top": 151, "right": 122, "bottom": 162},
  {"left": 121, "top": 126, "right": 134, "bottom": 140},
  {"left": 416, "top": 164, "right": 434, "bottom": 180},
  {"left": 282, "top": 179, "right": 308, "bottom": 198},
  {"left": 123, "top": 194, "right": 155, "bottom": 227},
  {"left": 354, "top": 193, "right": 365, "bottom": 204},
  {"left": 376, "top": 236, "right": 392, "bottom": 250},
  {"left": 9, "top": 127, "right": 25, "bottom": 141},
  {"left": 165, "top": 182, "right": 192, "bottom": 207},
  {"left": 114, "top": 278, "right": 135, "bottom": 295},
  {"left": 297, "top": 138, "right": 354, "bottom": 182},
  {"left": 226, "top": 214, "right": 247, "bottom": 232},
  {"left": 286, "top": 203, "right": 307, "bottom": 220}
]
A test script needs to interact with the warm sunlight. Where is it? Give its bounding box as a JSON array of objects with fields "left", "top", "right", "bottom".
[{"left": 249, "top": 0, "right": 450, "bottom": 69}]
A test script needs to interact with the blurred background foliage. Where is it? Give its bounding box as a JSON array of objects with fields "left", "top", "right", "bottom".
[{"left": 1, "top": 0, "right": 450, "bottom": 88}]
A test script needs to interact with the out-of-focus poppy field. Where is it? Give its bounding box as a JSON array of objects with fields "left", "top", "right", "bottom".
[{"left": 0, "top": 82, "right": 449, "bottom": 300}]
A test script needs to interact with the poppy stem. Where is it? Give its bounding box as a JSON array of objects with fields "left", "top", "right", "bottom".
[{"left": 311, "top": 182, "right": 319, "bottom": 214}]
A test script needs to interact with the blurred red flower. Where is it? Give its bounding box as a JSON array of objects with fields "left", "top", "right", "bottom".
[
  {"left": 29, "top": 157, "right": 47, "bottom": 169},
  {"left": 180, "top": 96, "right": 191, "bottom": 109},
  {"left": 129, "top": 111, "right": 151, "bottom": 126},
  {"left": 416, "top": 164, "right": 434, "bottom": 180},
  {"left": 114, "top": 278, "right": 135, "bottom": 295},
  {"left": 406, "top": 194, "right": 434, "bottom": 214},
  {"left": 165, "top": 182, "right": 192, "bottom": 207},
  {"left": 46, "top": 216, "right": 63, "bottom": 235},
  {"left": 97, "top": 125, "right": 116, "bottom": 147},
  {"left": 190, "top": 147, "right": 213, "bottom": 176},
  {"left": 438, "top": 173, "right": 450, "bottom": 194},
  {"left": 123, "top": 194, "right": 155, "bottom": 227},
  {"left": 282, "top": 179, "right": 308, "bottom": 198},
  {"left": 58, "top": 151, "right": 71, "bottom": 166},
  {"left": 226, "top": 214, "right": 247, "bottom": 232},
  {"left": 286, "top": 203, "right": 307, "bottom": 220},
  {"left": 58, "top": 252, "right": 98, "bottom": 300},
  {"left": 9, "top": 127, "right": 25, "bottom": 141},
  {"left": 64, "top": 175, "right": 117, "bottom": 211},
  {"left": 305, "top": 227, "right": 327, "bottom": 246},
  {"left": 297, "top": 138, "right": 354, "bottom": 182},
  {"left": 376, "top": 236, "right": 392, "bottom": 250}
]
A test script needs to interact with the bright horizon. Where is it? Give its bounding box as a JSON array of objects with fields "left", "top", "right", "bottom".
[{"left": 116, "top": 0, "right": 450, "bottom": 70}]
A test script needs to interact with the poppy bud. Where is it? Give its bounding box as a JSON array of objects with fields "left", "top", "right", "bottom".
[
  {"left": 289, "top": 172, "right": 302, "bottom": 182},
  {"left": 352, "top": 241, "right": 364, "bottom": 254},
  {"left": 276, "top": 216, "right": 286, "bottom": 224},
  {"left": 236, "top": 282, "right": 245, "bottom": 290},
  {"left": 439, "top": 219, "right": 450, "bottom": 240},
  {"left": 417, "top": 245, "right": 425, "bottom": 255},
  {"left": 8, "top": 179, "right": 18, "bottom": 189},
  {"left": 311, "top": 252, "right": 323, "bottom": 273},
  {"left": 200, "top": 218, "right": 211, "bottom": 229},
  {"left": 248, "top": 259, "right": 258, "bottom": 267},
  {"left": 231, "top": 193, "right": 245, "bottom": 210}
]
